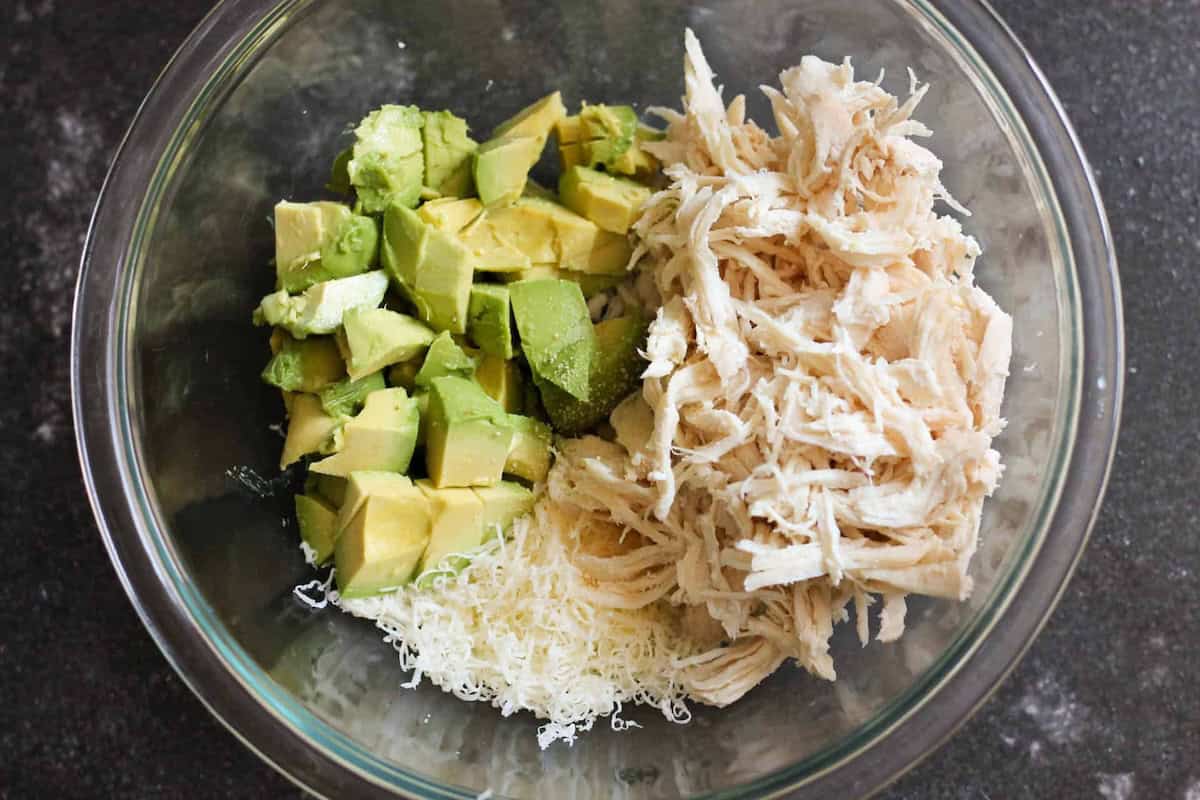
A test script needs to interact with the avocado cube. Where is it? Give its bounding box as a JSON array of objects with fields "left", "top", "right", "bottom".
[
  {"left": 415, "top": 480, "right": 486, "bottom": 578},
  {"left": 255, "top": 270, "right": 389, "bottom": 338},
  {"left": 280, "top": 393, "right": 340, "bottom": 468},
  {"left": 307, "top": 473, "right": 347, "bottom": 507},
  {"left": 537, "top": 314, "right": 647, "bottom": 435},
  {"left": 497, "top": 265, "right": 623, "bottom": 298},
  {"left": 484, "top": 198, "right": 631, "bottom": 276},
  {"left": 310, "top": 388, "right": 420, "bottom": 477},
  {"left": 421, "top": 110, "right": 478, "bottom": 198},
  {"left": 473, "top": 136, "right": 543, "bottom": 207},
  {"left": 413, "top": 331, "right": 477, "bottom": 389},
  {"left": 504, "top": 414, "right": 553, "bottom": 483},
  {"left": 341, "top": 306, "right": 435, "bottom": 380},
  {"left": 492, "top": 91, "right": 566, "bottom": 146},
  {"left": 466, "top": 285, "right": 515, "bottom": 359},
  {"left": 476, "top": 353, "right": 522, "bottom": 412},
  {"left": 317, "top": 371, "right": 386, "bottom": 419},
  {"left": 558, "top": 166, "right": 652, "bottom": 234},
  {"left": 471, "top": 481, "right": 535, "bottom": 541},
  {"left": 295, "top": 493, "right": 337, "bottom": 565},
  {"left": 418, "top": 197, "right": 483, "bottom": 233},
  {"left": 318, "top": 214, "right": 379, "bottom": 280},
  {"left": 334, "top": 488, "right": 432, "bottom": 598},
  {"left": 381, "top": 205, "right": 475, "bottom": 334},
  {"left": 425, "top": 376, "right": 515, "bottom": 488},
  {"left": 508, "top": 279, "right": 596, "bottom": 401},
  {"left": 579, "top": 104, "right": 638, "bottom": 167},
  {"left": 274, "top": 201, "right": 347, "bottom": 279},
  {"left": 333, "top": 471, "right": 414, "bottom": 540},
  {"left": 608, "top": 125, "right": 663, "bottom": 178},
  {"left": 261, "top": 333, "right": 345, "bottom": 393},
  {"left": 348, "top": 105, "right": 425, "bottom": 213}
]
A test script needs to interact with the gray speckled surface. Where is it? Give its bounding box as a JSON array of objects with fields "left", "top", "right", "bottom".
[{"left": 0, "top": 0, "right": 1196, "bottom": 797}]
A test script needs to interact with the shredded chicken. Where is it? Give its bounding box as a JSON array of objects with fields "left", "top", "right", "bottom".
[{"left": 551, "top": 30, "right": 1012, "bottom": 707}]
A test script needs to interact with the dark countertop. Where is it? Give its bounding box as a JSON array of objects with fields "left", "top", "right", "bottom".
[{"left": 1, "top": 1, "right": 1195, "bottom": 797}]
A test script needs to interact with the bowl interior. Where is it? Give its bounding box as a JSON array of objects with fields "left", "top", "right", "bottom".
[{"left": 121, "top": 0, "right": 1073, "bottom": 796}]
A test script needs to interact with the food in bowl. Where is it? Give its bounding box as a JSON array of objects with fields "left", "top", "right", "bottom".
[{"left": 250, "top": 29, "right": 1013, "bottom": 747}]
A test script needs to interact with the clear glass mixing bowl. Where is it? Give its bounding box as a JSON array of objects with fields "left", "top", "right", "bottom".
[{"left": 72, "top": 0, "right": 1122, "bottom": 797}]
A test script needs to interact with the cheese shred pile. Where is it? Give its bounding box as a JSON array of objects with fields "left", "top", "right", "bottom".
[{"left": 335, "top": 30, "right": 1012, "bottom": 745}]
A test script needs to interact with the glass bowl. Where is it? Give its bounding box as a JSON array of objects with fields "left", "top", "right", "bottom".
[{"left": 72, "top": 0, "right": 1122, "bottom": 797}]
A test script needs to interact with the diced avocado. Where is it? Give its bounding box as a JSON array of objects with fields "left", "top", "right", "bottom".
[
  {"left": 504, "top": 414, "right": 552, "bottom": 483},
  {"left": 381, "top": 205, "right": 474, "bottom": 334},
  {"left": 425, "top": 376, "right": 515, "bottom": 488},
  {"left": 327, "top": 147, "right": 353, "bottom": 194},
  {"left": 415, "top": 480, "right": 485, "bottom": 578},
  {"left": 476, "top": 353, "right": 522, "bottom": 412},
  {"left": 558, "top": 166, "right": 652, "bottom": 234},
  {"left": 421, "top": 110, "right": 477, "bottom": 197},
  {"left": 310, "top": 388, "right": 420, "bottom": 476},
  {"left": 334, "top": 487, "right": 431, "bottom": 598},
  {"left": 295, "top": 493, "right": 337, "bottom": 564},
  {"left": 555, "top": 105, "right": 639, "bottom": 171},
  {"left": 522, "top": 180, "right": 557, "bottom": 201},
  {"left": 466, "top": 285, "right": 515, "bottom": 359},
  {"left": 472, "top": 481, "right": 535, "bottom": 541},
  {"left": 608, "top": 125, "right": 663, "bottom": 178},
  {"left": 473, "top": 136, "right": 542, "bottom": 207},
  {"left": 348, "top": 105, "right": 425, "bottom": 213},
  {"left": 332, "top": 471, "right": 414, "bottom": 539},
  {"left": 497, "top": 265, "right": 623, "bottom": 298},
  {"left": 274, "top": 201, "right": 376, "bottom": 291},
  {"left": 418, "top": 197, "right": 483, "bottom": 233},
  {"left": 318, "top": 214, "right": 379, "bottom": 280},
  {"left": 492, "top": 91, "right": 566, "bottom": 147},
  {"left": 305, "top": 473, "right": 347, "bottom": 507},
  {"left": 341, "top": 306, "right": 435, "bottom": 380},
  {"left": 508, "top": 279, "right": 596, "bottom": 401},
  {"left": 537, "top": 314, "right": 647, "bottom": 435},
  {"left": 255, "top": 271, "right": 389, "bottom": 338},
  {"left": 414, "top": 331, "right": 477, "bottom": 388},
  {"left": 485, "top": 198, "right": 631, "bottom": 275},
  {"left": 318, "top": 371, "right": 386, "bottom": 419},
  {"left": 413, "top": 390, "right": 430, "bottom": 446},
  {"left": 280, "top": 393, "right": 339, "bottom": 468},
  {"left": 261, "top": 333, "right": 345, "bottom": 393},
  {"left": 387, "top": 359, "right": 421, "bottom": 391}
]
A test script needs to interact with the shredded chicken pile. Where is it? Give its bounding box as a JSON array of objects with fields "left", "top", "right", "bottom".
[{"left": 549, "top": 31, "right": 1013, "bottom": 707}]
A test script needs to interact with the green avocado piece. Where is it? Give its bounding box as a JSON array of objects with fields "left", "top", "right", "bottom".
[
  {"left": 310, "top": 387, "right": 420, "bottom": 476},
  {"left": 486, "top": 198, "right": 631, "bottom": 275},
  {"left": 261, "top": 333, "right": 345, "bottom": 393},
  {"left": 415, "top": 480, "right": 485, "bottom": 579},
  {"left": 466, "top": 285, "right": 515, "bottom": 359},
  {"left": 295, "top": 493, "right": 338, "bottom": 565},
  {"left": 381, "top": 204, "right": 475, "bottom": 334},
  {"left": 425, "top": 376, "right": 515, "bottom": 488},
  {"left": 508, "top": 279, "right": 595, "bottom": 401},
  {"left": 555, "top": 105, "right": 639, "bottom": 171},
  {"left": 327, "top": 147, "right": 353, "bottom": 195},
  {"left": 421, "top": 110, "right": 477, "bottom": 198},
  {"left": 332, "top": 471, "right": 414, "bottom": 540},
  {"left": 497, "top": 265, "right": 623, "bottom": 298},
  {"left": 558, "top": 166, "right": 652, "bottom": 234},
  {"left": 608, "top": 125, "right": 663, "bottom": 178},
  {"left": 418, "top": 197, "right": 483, "bottom": 233},
  {"left": 492, "top": 91, "right": 566, "bottom": 146},
  {"left": 275, "top": 201, "right": 377, "bottom": 292},
  {"left": 348, "top": 105, "right": 425, "bottom": 213},
  {"left": 473, "top": 136, "right": 543, "bottom": 207},
  {"left": 318, "top": 371, "right": 386, "bottom": 420},
  {"left": 305, "top": 473, "right": 347, "bottom": 507},
  {"left": 471, "top": 481, "right": 535, "bottom": 541},
  {"left": 414, "top": 331, "right": 477, "bottom": 389},
  {"left": 334, "top": 485, "right": 432, "bottom": 598},
  {"left": 503, "top": 414, "right": 552, "bottom": 483},
  {"left": 280, "top": 393, "right": 340, "bottom": 468},
  {"left": 537, "top": 314, "right": 647, "bottom": 435},
  {"left": 255, "top": 270, "right": 389, "bottom": 338},
  {"left": 476, "top": 353, "right": 522, "bottom": 412},
  {"left": 341, "top": 306, "right": 435, "bottom": 380},
  {"left": 420, "top": 198, "right": 529, "bottom": 272}
]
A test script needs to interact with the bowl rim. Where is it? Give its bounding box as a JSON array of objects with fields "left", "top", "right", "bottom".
[{"left": 71, "top": 0, "right": 1123, "bottom": 797}]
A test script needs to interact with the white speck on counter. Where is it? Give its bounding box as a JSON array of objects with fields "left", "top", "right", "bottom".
[
  {"left": 501, "top": 26, "right": 515, "bottom": 42},
  {"left": 1020, "top": 672, "right": 1090, "bottom": 745},
  {"left": 485, "top": 79, "right": 494, "bottom": 91},
  {"left": 396, "top": 40, "right": 406, "bottom": 49},
  {"left": 1096, "top": 773, "right": 1134, "bottom": 800},
  {"left": 1184, "top": 779, "right": 1200, "bottom": 800},
  {"left": 33, "top": 422, "right": 55, "bottom": 443}
]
